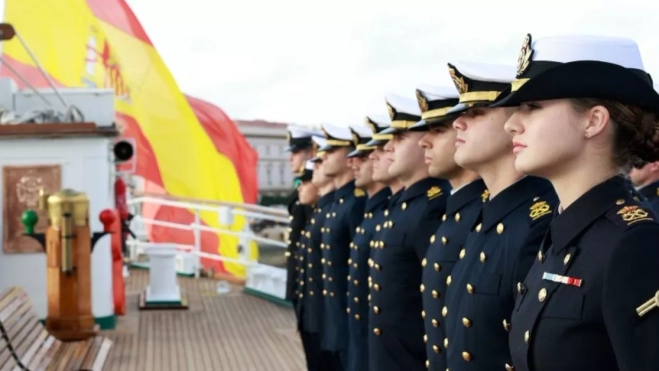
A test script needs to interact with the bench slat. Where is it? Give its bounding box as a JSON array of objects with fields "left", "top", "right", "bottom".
[
  {"left": 78, "top": 337, "right": 100, "bottom": 371},
  {"left": 89, "top": 339, "right": 113, "bottom": 371},
  {"left": 63, "top": 339, "right": 93, "bottom": 371},
  {"left": 0, "top": 292, "right": 28, "bottom": 325},
  {"left": 12, "top": 318, "right": 43, "bottom": 359},
  {"left": 16, "top": 329, "right": 49, "bottom": 367},
  {"left": 0, "top": 288, "right": 21, "bottom": 318},
  {"left": 34, "top": 340, "right": 63, "bottom": 371},
  {"left": 47, "top": 342, "right": 77, "bottom": 371},
  {"left": 0, "top": 288, "right": 112, "bottom": 371},
  {"left": 25, "top": 336, "right": 57, "bottom": 371},
  {"left": 3, "top": 299, "right": 33, "bottom": 335},
  {"left": 0, "top": 339, "right": 14, "bottom": 371}
]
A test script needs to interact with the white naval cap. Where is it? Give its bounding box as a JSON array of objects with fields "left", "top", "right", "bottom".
[
  {"left": 383, "top": 94, "right": 422, "bottom": 132},
  {"left": 415, "top": 84, "right": 460, "bottom": 122},
  {"left": 310, "top": 136, "right": 327, "bottom": 163},
  {"left": 312, "top": 135, "right": 327, "bottom": 148},
  {"left": 446, "top": 61, "right": 516, "bottom": 115},
  {"left": 347, "top": 124, "right": 375, "bottom": 158},
  {"left": 364, "top": 114, "right": 393, "bottom": 147},
  {"left": 285, "top": 124, "right": 323, "bottom": 152},
  {"left": 510, "top": 34, "right": 645, "bottom": 93},
  {"left": 366, "top": 114, "right": 391, "bottom": 129},
  {"left": 349, "top": 124, "right": 374, "bottom": 139},
  {"left": 494, "top": 33, "right": 659, "bottom": 113},
  {"left": 319, "top": 123, "right": 354, "bottom": 151},
  {"left": 286, "top": 124, "right": 323, "bottom": 139},
  {"left": 417, "top": 85, "right": 460, "bottom": 101}
]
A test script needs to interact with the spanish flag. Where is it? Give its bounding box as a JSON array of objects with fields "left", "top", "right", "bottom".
[{"left": 1, "top": 0, "right": 259, "bottom": 278}]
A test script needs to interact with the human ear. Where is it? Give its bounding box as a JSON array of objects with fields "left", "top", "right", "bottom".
[{"left": 584, "top": 105, "right": 610, "bottom": 139}]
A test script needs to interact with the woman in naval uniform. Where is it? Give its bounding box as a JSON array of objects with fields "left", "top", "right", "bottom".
[{"left": 497, "top": 34, "right": 659, "bottom": 371}]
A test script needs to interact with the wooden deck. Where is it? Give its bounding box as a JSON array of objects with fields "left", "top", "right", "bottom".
[{"left": 103, "top": 269, "right": 305, "bottom": 371}]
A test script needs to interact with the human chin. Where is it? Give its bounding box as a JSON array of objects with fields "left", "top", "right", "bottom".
[
  {"left": 514, "top": 143, "right": 552, "bottom": 176},
  {"left": 453, "top": 144, "right": 473, "bottom": 169}
]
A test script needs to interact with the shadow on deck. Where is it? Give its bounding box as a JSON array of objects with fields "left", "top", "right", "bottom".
[{"left": 103, "top": 269, "right": 305, "bottom": 371}]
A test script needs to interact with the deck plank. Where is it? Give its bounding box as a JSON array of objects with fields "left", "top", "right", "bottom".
[{"left": 102, "top": 269, "right": 305, "bottom": 371}]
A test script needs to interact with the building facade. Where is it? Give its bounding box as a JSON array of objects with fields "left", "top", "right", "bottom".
[{"left": 236, "top": 120, "right": 292, "bottom": 200}]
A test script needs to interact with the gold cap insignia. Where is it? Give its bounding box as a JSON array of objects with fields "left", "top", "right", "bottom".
[
  {"left": 366, "top": 122, "right": 377, "bottom": 134},
  {"left": 529, "top": 200, "right": 552, "bottom": 220},
  {"left": 517, "top": 33, "right": 534, "bottom": 78},
  {"left": 448, "top": 64, "right": 468, "bottom": 94},
  {"left": 617, "top": 205, "right": 652, "bottom": 225},
  {"left": 427, "top": 186, "right": 442, "bottom": 200},
  {"left": 416, "top": 90, "right": 429, "bottom": 113},
  {"left": 354, "top": 188, "right": 366, "bottom": 197},
  {"left": 481, "top": 189, "right": 490, "bottom": 203},
  {"left": 351, "top": 131, "right": 360, "bottom": 146},
  {"left": 286, "top": 131, "right": 291, "bottom": 142},
  {"left": 386, "top": 103, "right": 395, "bottom": 120}
]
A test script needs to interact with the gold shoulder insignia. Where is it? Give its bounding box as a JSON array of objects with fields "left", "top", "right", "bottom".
[
  {"left": 427, "top": 186, "right": 442, "bottom": 200},
  {"left": 354, "top": 188, "right": 366, "bottom": 197},
  {"left": 481, "top": 189, "right": 490, "bottom": 203},
  {"left": 448, "top": 64, "right": 469, "bottom": 94},
  {"left": 529, "top": 200, "right": 552, "bottom": 220},
  {"left": 617, "top": 205, "right": 653, "bottom": 225},
  {"left": 656, "top": 187, "right": 659, "bottom": 197},
  {"left": 386, "top": 103, "right": 395, "bottom": 120},
  {"left": 517, "top": 33, "right": 534, "bottom": 78},
  {"left": 416, "top": 90, "right": 429, "bottom": 113}
]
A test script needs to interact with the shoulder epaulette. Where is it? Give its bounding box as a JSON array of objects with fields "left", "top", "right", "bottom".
[
  {"left": 528, "top": 199, "right": 552, "bottom": 221},
  {"left": 481, "top": 189, "right": 490, "bottom": 203},
  {"left": 354, "top": 188, "right": 366, "bottom": 197},
  {"left": 428, "top": 186, "right": 442, "bottom": 200},
  {"left": 606, "top": 201, "right": 655, "bottom": 228}
]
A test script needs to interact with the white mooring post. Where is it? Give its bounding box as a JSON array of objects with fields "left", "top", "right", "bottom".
[{"left": 139, "top": 243, "right": 188, "bottom": 310}]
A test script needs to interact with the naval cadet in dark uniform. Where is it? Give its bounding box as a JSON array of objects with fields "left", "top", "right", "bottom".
[
  {"left": 297, "top": 144, "right": 337, "bottom": 371},
  {"left": 440, "top": 60, "right": 558, "bottom": 371},
  {"left": 368, "top": 93, "right": 450, "bottom": 371},
  {"left": 410, "top": 84, "right": 487, "bottom": 371},
  {"left": 496, "top": 33, "right": 659, "bottom": 371},
  {"left": 344, "top": 123, "right": 390, "bottom": 371},
  {"left": 629, "top": 162, "right": 659, "bottom": 212},
  {"left": 285, "top": 125, "right": 321, "bottom": 305},
  {"left": 365, "top": 114, "right": 406, "bottom": 205},
  {"left": 318, "top": 123, "right": 367, "bottom": 370}
]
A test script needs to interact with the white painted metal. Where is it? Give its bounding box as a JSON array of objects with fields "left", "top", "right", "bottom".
[
  {"left": 125, "top": 194, "right": 290, "bottom": 301},
  {"left": 143, "top": 244, "right": 182, "bottom": 303}
]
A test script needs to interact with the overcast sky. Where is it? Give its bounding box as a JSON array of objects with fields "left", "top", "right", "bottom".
[{"left": 128, "top": 0, "right": 659, "bottom": 126}]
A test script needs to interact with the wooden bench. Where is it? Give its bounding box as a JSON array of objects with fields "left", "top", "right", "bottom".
[
  {"left": 0, "top": 287, "right": 113, "bottom": 371},
  {"left": 0, "top": 333, "right": 19, "bottom": 371}
]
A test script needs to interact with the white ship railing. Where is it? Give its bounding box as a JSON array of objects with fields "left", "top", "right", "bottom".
[{"left": 126, "top": 194, "right": 289, "bottom": 279}]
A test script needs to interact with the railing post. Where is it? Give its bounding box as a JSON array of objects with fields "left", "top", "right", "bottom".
[
  {"left": 239, "top": 224, "right": 252, "bottom": 263},
  {"left": 193, "top": 208, "right": 201, "bottom": 279}
]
